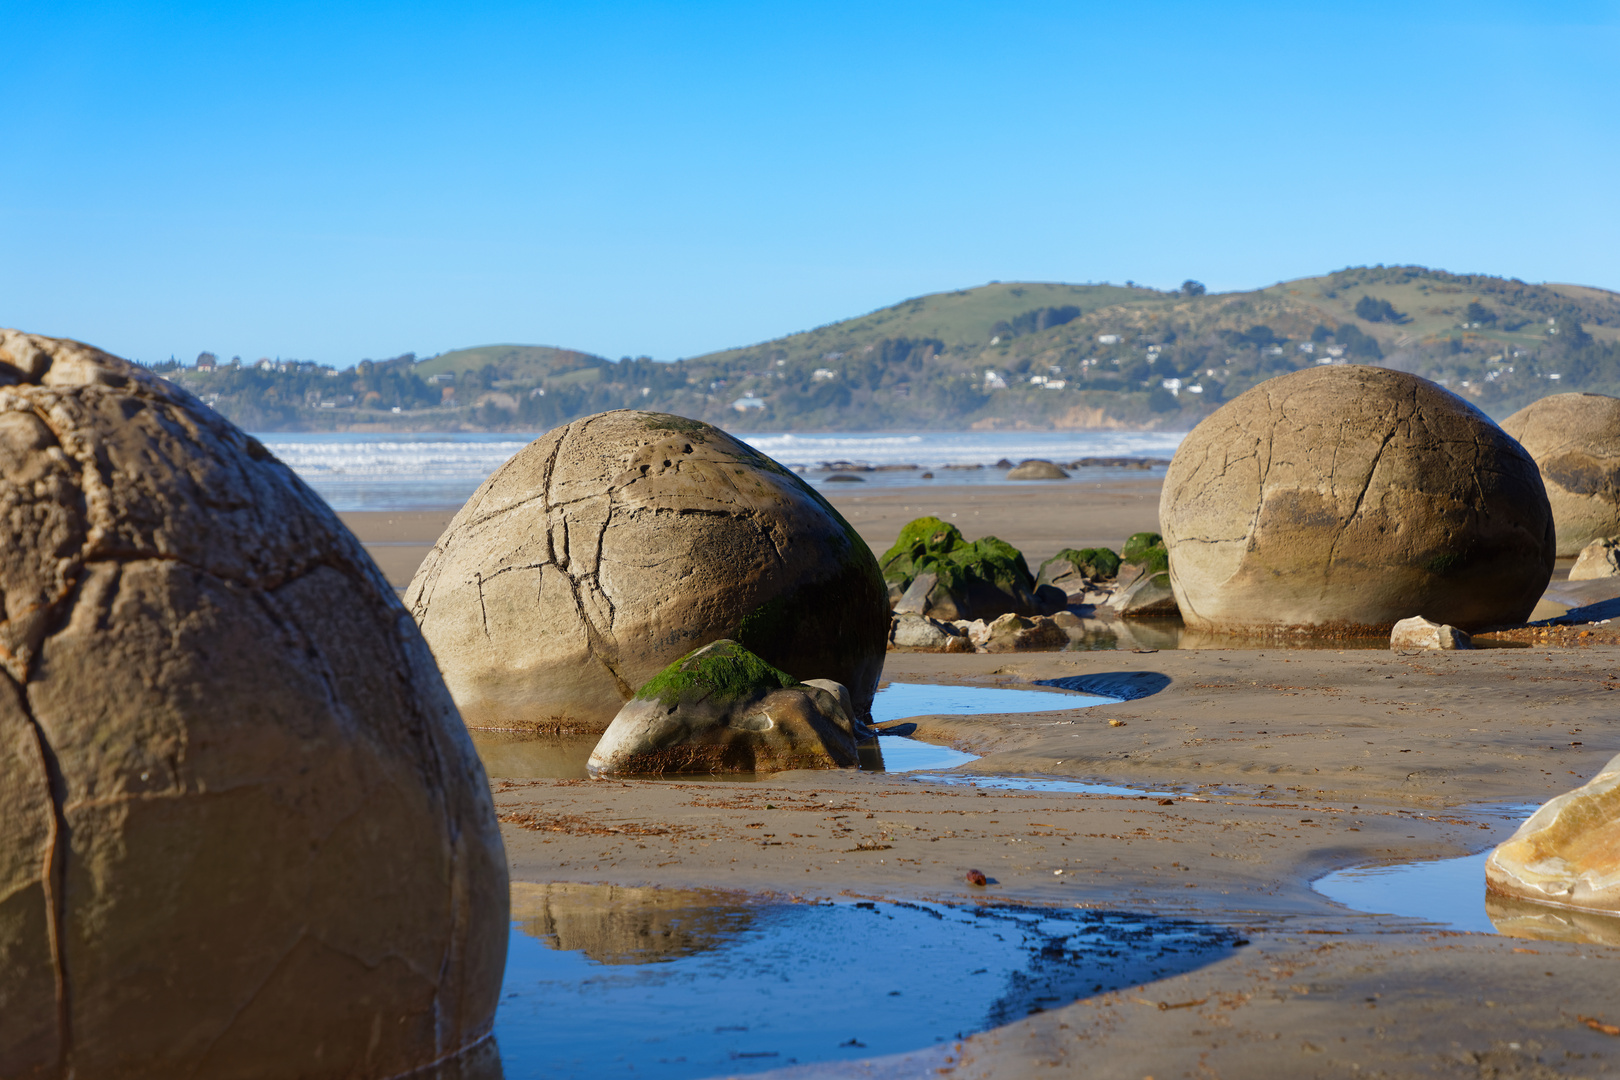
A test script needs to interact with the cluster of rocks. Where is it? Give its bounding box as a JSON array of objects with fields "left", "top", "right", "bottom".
[{"left": 885, "top": 525, "right": 1183, "bottom": 652}]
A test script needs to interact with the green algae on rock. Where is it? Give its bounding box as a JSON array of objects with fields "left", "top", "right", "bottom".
[
  {"left": 880, "top": 518, "right": 1044, "bottom": 621},
  {"left": 588, "top": 640, "right": 861, "bottom": 776},
  {"left": 0, "top": 329, "right": 507, "bottom": 1080},
  {"left": 1037, "top": 547, "right": 1121, "bottom": 588},
  {"left": 407, "top": 410, "right": 889, "bottom": 735}
]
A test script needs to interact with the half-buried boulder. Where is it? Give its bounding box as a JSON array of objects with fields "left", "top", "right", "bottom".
[
  {"left": 1006, "top": 459, "right": 1069, "bottom": 480},
  {"left": 587, "top": 640, "right": 861, "bottom": 775},
  {"left": 880, "top": 517, "right": 1045, "bottom": 620},
  {"left": 407, "top": 411, "right": 889, "bottom": 734},
  {"left": 0, "top": 330, "right": 506, "bottom": 1078},
  {"left": 1160, "top": 366, "right": 1554, "bottom": 635},
  {"left": 1501, "top": 393, "right": 1620, "bottom": 557},
  {"left": 1487, "top": 751, "right": 1620, "bottom": 916}
]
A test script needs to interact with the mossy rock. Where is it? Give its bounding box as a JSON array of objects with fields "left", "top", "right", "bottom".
[
  {"left": 1038, "top": 547, "right": 1121, "bottom": 585},
  {"left": 1122, "top": 532, "right": 1165, "bottom": 563},
  {"left": 592, "top": 639, "right": 859, "bottom": 775},
  {"left": 635, "top": 639, "right": 799, "bottom": 708},
  {"left": 888, "top": 518, "right": 1041, "bottom": 620},
  {"left": 878, "top": 516, "right": 965, "bottom": 591}
]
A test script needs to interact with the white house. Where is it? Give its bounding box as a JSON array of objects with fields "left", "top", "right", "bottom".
[
  {"left": 983, "top": 371, "right": 1008, "bottom": 390},
  {"left": 732, "top": 395, "right": 767, "bottom": 411},
  {"left": 812, "top": 368, "right": 838, "bottom": 381},
  {"left": 1097, "top": 334, "right": 1120, "bottom": 345}
]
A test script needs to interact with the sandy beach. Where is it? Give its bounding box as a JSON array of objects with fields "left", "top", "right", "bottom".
[{"left": 346, "top": 482, "right": 1620, "bottom": 1077}]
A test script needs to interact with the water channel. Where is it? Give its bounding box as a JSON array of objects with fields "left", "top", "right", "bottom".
[{"left": 492, "top": 884, "right": 1240, "bottom": 1079}]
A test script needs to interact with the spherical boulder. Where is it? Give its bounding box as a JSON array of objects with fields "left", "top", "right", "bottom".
[
  {"left": 406, "top": 411, "right": 889, "bottom": 733},
  {"left": 1160, "top": 366, "right": 1554, "bottom": 635},
  {"left": 0, "top": 330, "right": 507, "bottom": 1079},
  {"left": 1501, "top": 393, "right": 1620, "bottom": 556}
]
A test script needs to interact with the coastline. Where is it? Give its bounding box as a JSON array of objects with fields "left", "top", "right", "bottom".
[{"left": 345, "top": 479, "right": 1620, "bottom": 1074}]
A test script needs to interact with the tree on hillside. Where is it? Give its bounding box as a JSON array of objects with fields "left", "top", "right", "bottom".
[
  {"left": 1355, "top": 295, "right": 1407, "bottom": 323},
  {"left": 1465, "top": 301, "right": 1496, "bottom": 325},
  {"left": 1181, "top": 280, "right": 1206, "bottom": 297}
]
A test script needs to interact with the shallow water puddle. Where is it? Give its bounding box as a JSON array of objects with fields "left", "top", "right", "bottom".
[
  {"left": 868, "top": 681, "right": 1115, "bottom": 774},
  {"left": 493, "top": 882, "right": 1239, "bottom": 1079},
  {"left": 472, "top": 682, "right": 1116, "bottom": 779},
  {"left": 1311, "top": 804, "right": 1620, "bottom": 945},
  {"left": 905, "top": 773, "right": 1195, "bottom": 798}
]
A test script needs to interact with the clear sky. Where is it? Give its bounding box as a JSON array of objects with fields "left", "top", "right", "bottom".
[{"left": 3, "top": 1, "right": 1616, "bottom": 366}]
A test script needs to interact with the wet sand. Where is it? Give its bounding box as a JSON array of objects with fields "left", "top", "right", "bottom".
[
  {"left": 349, "top": 484, "right": 1620, "bottom": 1075},
  {"left": 341, "top": 478, "right": 1166, "bottom": 588}
]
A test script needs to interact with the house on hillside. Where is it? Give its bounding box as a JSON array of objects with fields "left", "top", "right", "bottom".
[{"left": 732, "top": 395, "right": 766, "bottom": 411}]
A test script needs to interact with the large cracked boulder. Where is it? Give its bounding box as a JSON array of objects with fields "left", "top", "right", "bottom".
[
  {"left": 1487, "top": 751, "right": 1620, "bottom": 915},
  {"left": 1501, "top": 393, "right": 1620, "bottom": 556},
  {"left": 0, "top": 331, "right": 506, "bottom": 1079},
  {"left": 407, "top": 411, "right": 889, "bottom": 734},
  {"left": 1160, "top": 366, "right": 1554, "bottom": 635}
]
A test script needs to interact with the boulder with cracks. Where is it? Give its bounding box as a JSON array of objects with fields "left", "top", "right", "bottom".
[
  {"left": 1160, "top": 366, "right": 1554, "bottom": 636},
  {"left": 406, "top": 411, "right": 889, "bottom": 735},
  {"left": 1502, "top": 392, "right": 1620, "bottom": 557},
  {"left": 0, "top": 330, "right": 507, "bottom": 1080}
]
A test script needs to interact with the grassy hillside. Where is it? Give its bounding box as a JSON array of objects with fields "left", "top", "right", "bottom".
[{"left": 158, "top": 266, "right": 1620, "bottom": 432}]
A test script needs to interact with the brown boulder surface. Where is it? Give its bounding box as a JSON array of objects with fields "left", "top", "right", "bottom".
[
  {"left": 1160, "top": 366, "right": 1554, "bottom": 635},
  {"left": 1486, "top": 751, "right": 1620, "bottom": 915},
  {"left": 1501, "top": 392, "right": 1620, "bottom": 556},
  {"left": 407, "top": 411, "right": 889, "bottom": 733},
  {"left": 0, "top": 331, "right": 506, "bottom": 1079}
]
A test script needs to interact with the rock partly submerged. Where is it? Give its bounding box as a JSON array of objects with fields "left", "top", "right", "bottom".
[
  {"left": 1487, "top": 751, "right": 1620, "bottom": 916},
  {"left": 0, "top": 330, "right": 507, "bottom": 1079},
  {"left": 587, "top": 640, "right": 862, "bottom": 776},
  {"left": 1501, "top": 393, "right": 1620, "bottom": 557},
  {"left": 1161, "top": 366, "right": 1554, "bottom": 636},
  {"left": 407, "top": 410, "right": 889, "bottom": 734}
]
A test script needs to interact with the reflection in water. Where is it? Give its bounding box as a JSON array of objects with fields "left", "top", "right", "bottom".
[
  {"left": 470, "top": 732, "right": 597, "bottom": 778},
  {"left": 1313, "top": 801, "right": 1620, "bottom": 947},
  {"left": 509, "top": 882, "right": 758, "bottom": 965},
  {"left": 495, "top": 886, "right": 1239, "bottom": 1080},
  {"left": 1485, "top": 893, "right": 1620, "bottom": 947}
]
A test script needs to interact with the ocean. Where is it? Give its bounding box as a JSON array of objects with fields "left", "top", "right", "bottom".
[{"left": 256, "top": 429, "right": 1187, "bottom": 511}]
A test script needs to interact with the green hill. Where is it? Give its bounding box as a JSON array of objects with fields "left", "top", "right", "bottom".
[{"left": 158, "top": 266, "right": 1620, "bottom": 432}]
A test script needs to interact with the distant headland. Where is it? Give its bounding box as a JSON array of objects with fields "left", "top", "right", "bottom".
[{"left": 151, "top": 265, "right": 1620, "bottom": 433}]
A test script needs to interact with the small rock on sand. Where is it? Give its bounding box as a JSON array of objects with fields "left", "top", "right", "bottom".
[
  {"left": 1389, "top": 615, "right": 1472, "bottom": 650},
  {"left": 1570, "top": 537, "right": 1620, "bottom": 580}
]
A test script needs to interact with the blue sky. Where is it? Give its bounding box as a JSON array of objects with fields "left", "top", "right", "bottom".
[{"left": 3, "top": 1, "right": 1616, "bottom": 365}]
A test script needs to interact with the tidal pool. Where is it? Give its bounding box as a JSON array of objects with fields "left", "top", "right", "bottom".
[
  {"left": 1311, "top": 804, "right": 1620, "bottom": 946},
  {"left": 492, "top": 882, "right": 1240, "bottom": 1079},
  {"left": 472, "top": 682, "right": 1117, "bottom": 779}
]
